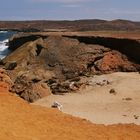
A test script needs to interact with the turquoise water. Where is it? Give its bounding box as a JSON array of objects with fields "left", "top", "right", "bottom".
[{"left": 0, "top": 31, "right": 16, "bottom": 59}]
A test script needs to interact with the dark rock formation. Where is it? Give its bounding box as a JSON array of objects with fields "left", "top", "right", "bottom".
[
  {"left": 5, "top": 61, "right": 17, "bottom": 70},
  {"left": 3, "top": 34, "right": 140, "bottom": 101},
  {"left": 8, "top": 34, "right": 47, "bottom": 51}
]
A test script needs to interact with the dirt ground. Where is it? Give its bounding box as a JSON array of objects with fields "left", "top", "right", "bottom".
[
  {"left": 34, "top": 72, "right": 140, "bottom": 125},
  {"left": 0, "top": 72, "right": 140, "bottom": 139}
]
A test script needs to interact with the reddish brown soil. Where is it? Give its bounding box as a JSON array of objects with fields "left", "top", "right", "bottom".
[{"left": 0, "top": 81, "right": 139, "bottom": 139}]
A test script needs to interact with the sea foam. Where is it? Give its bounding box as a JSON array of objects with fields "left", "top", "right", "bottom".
[
  {"left": 0, "top": 31, "right": 16, "bottom": 59},
  {"left": 0, "top": 39, "right": 10, "bottom": 59},
  {"left": 0, "top": 31, "right": 8, "bottom": 33}
]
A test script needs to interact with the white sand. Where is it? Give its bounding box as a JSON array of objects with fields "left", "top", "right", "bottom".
[{"left": 34, "top": 72, "right": 140, "bottom": 125}]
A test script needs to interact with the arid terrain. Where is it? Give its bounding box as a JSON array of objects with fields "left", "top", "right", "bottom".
[
  {"left": 1, "top": 19, "right": 140, "bottom": 31},
  {"left": 0, "top": 20, "right": 140, "bottom": 139},
  {"left": 0, "top": 69, "right": 140, "bottom": 139},
  {"left": 34, "top": 72, "right": 140, "bottom": 125}
]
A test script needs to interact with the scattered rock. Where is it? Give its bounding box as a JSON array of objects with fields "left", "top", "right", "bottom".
[
  {"left": 122, "top": 97, "right": 132, "bottom": 101},
  {"left": 134, "top": 115, "right": 139, "bottom": 119},
  {"left": 109, "top": 88, "right": 117, "bottom": 95},
  {"left": 89, "top": 76, "right": 110, "bottom": 86},
  {"left": 49, "top": 80, "right": 80, "bottom": 94}
]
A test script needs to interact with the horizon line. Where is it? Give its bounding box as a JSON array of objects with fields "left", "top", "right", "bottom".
[{"left": 0, "top": 18, "right": 139, "bottom": 22}]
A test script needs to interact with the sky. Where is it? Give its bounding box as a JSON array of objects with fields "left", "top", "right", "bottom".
[{"left": 0, "top": 0, "right": 140, "bottom": 21}]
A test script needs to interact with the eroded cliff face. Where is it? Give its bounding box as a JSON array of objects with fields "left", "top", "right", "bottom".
[
  {"left": 2, "top": 34, "right": 140, "bottom": 102},
  {"left": 8, "top": 34, "right": 47, "bottom": 51},
  {"left": 9, "top": 33, "right": 140, "bottom": 63},
  {"left": 66, "top": 36, "right": 140, "bottom": 63}
]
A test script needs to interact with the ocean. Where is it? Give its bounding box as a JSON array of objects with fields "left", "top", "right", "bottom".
[{"left": 0, "top": 31, "right": 16, "bottom": 59}]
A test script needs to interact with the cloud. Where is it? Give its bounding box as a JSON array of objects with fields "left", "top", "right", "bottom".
[
  {"left": 31, "top": 0, "right": 91, "bottom": 3},
  {"left": 61, "top": 3, "right": 83, "bottom": 8}
]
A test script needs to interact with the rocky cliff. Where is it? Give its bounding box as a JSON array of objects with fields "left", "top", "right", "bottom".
[{"left": 2, "top": 32, "right": 140, "bottom": 102}]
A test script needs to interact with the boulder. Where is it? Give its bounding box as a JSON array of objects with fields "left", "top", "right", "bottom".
[{"left": 11, "top": 73, "right": 51, "bottom": 102}]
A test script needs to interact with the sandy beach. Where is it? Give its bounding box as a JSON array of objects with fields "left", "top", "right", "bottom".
[{"left": 34, "top": 72, "right": 140, "bottom": 125}]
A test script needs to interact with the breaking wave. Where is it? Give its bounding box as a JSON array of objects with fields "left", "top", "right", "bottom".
[
  {"left": 0, "top": 39, "right": 11, "bottom": 59},
  {"left": 0, "top": 31, "right": 8, "bottom": 33}
]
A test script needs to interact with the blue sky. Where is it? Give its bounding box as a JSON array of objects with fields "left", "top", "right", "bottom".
[{"left": 0, "top": 0, "right": 140, "bottom": 21}]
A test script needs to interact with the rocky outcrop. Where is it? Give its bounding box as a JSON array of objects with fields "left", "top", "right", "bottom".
[
  {"left": 3, "top": 34, "right": 140, "bottom": 101},
  {"left": 11, "top": 72, "right": 51, "bottom": 102},
  {"left": 0, "top": 68, "right": 13, "bottom": 91},
  {"left": 95, "top": 51, "right": 139, "bottom": 73},
  {"left": 66, "top": 36, "right": 140, "bottom": 63},
  {"left": 3, "top": 38, "right": 53, "bottom": 102}
]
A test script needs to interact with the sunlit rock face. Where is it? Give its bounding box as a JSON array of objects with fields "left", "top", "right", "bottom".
[{"left": 2, "top": 34, "right": 140, "bottom": 101}]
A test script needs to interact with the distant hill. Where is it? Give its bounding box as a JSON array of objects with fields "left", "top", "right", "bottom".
[{"left": 0, "top": 19, "right": 140, "bottom": 31}]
